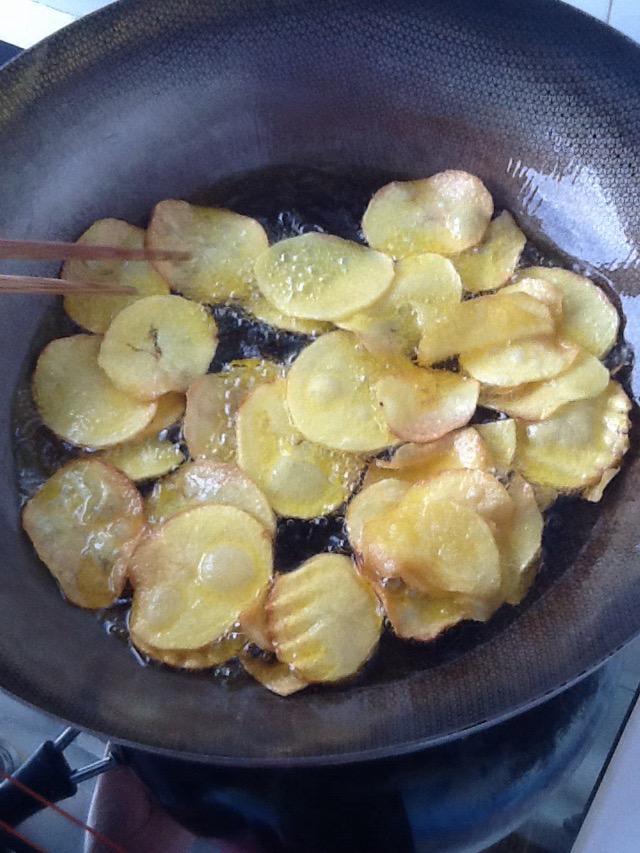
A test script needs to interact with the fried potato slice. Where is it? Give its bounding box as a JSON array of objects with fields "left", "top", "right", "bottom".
[
  {"left": 99, "top": 294, "right": 217, "bottom": 399},
  {"left": 500, "top": 474, "right": 543, "bottom": 606},
  {"left": 451, "top": 211, "right": 526, "bottom": 293},
  {"left": 375, "top": 366, "right": 479, "bottom": 443},
  {"left": 267, "top": 554, "right": 383, "bottom": 683},
  {"left": 22, "top": 459, "right": 145, "bottom": 609},
  {"left": 514, "top": 381, "right": 631, "bottom": 490},
  {"left": 460, "top": 336, "right": 580, "bottom": 387},
  {"left": 33, "top": 335, "right": 157, "bottom": 448},
  {"left": 531, "top": 483, "right": 560, "bottom": 512},
  {"left": 147, "top": 200, "right": 268, "bottom": 303},
  {"left": 145, "top": 459, "right": 276, "bottom": 535},
  {"left": 238, "top": 591, "right": 274, "bottom": 652},
  {"left": 98, "top": 437, "right": 184, "bottom": 482},
  {"left": 135, "top": 391, "right": 186, "bottom": 440},
  {"left": 501, "top": 278, "right": 564, "bottom": 322},
  {"left": 363, "top": 427, "right": 489, "bottom": 489},
  {"left": 417, "top": 291, "right": 554, "bottom": 365},
  {"left": 133, "top": 633, "right": 244, "bottom": 670},
  {"left": 254, "top": 232, "right": 394, "bottom": 321},
  {"left": 245, "top": 291, "right": 334, "bottom": 336},
  {"left": 286, "top": 330, "right": 398, "bottom": 452},
  {"left": 129, "top": 504, "right": 272, "bottom": 650},
  {"left": 514, "top": 267, "right": 619, "bottom": 357},
  {"left": 237, "top": 379, "right": 364, "bottom": 518},
  {"left": 583, "top": 467, "right": 620, "bottom": 503},
  {"left": 337, "top": 253, "right": 462, "bottom": 358},
  {"left": 476, "top": 419, "right": 517, "bottom": 472},
  {"left": 183, "top": 359, "right": 281, "bottom": 462},
  {"left": 362, "top": 170, "right": 493, "bottom": 258},
  {"left": 63, "top": 219, "right": 169, "bottom": 333},
  {"left": 240, "top": 649, "right": 308, "bottom": 696},
  {"left": 346, "top": 478, "right": 411, "bottom": 556},
  {"left": 479, "top": 349, "right": 610, "bottom": 420},
  {"left": 361, "top": 498, "right": 501, "bottom": 598}
]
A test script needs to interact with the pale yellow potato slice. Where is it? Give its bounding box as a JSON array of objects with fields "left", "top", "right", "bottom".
[
  {"left": 451, "top": 211, "right": 526, "bottom": 293},
  {"left": 346, "top": 478, "right": 411, "bottom": 556},
  {"left": 583, "top": 467, "right": 620, "bottom": 503},
  {"left": 135, "top": 391, "right": 186, "bottom": 440},
  {"left": 238, "top": 591, "right": 274, "bottom": 652},
  {"left": 286, "top": 330, "right": 398, "bottom": 452},
  {"left": 476, "top": 420, "right": 517, "bottom": 472},
  {"left": 183, "top": 359, "right": 281, "bottom": 462},
  {"left": 460, "top": 336, "right": 579, "bottom": 387},
  {"left": 337, "top": 253, "right": 462, "bottom": 358},
  {"left": 240, "top": 650, "right": 308, "bottom": 696},
  {"left": 22, "top": 459, "right": 145, "bottom": 609},
  {"left": 363, "top": 428, "right": 489, "bottom": 489},
  {"left": 501, "top": 278, "right": 564, "bottom": 322},
  {"left": 133, "top": 633, "right": 244, "bottom": 670},
  {"left": 99, "top": 294, "right": 218, "bottom": 400},
  {"left": 267, "top": 554, "right": 383, "bottom": 683},
  {"left": 479, "top": 349, "right": 610, "bottom": 420},
  {"left": 500, "top": 474, "right": 543, "bottom": 606},
  {"left": 245, "top": 291, "right": 334, "bottom": 336},
  {"left": 33, "top": 335, "right": 157, "bottom": 448},
  {"left": 375, "top": 366, "right": 479, "bottom": 443},
  {"left": 514, "top": 267, "right": 619, "bottom": 357},
  {"left": 253, "top": 232, "right": 394, "bottom": 321},
  {"left": 237, "top": 379, "right": 364, "bottom": 518},
  {"left": 417, "top": 291, "right": 554, "bottom": 365},
  {"left": 361, "top": 498, "right": 501, "bottom": 598},
  {"left": 531, "top": 483, "right": 560, "bottom": 512},
  {"left": 147, "top": 200, "right": 268, "bottom": 303},
  {"left": 63, "top": 219, "right": 169, "bottom": 333},
  {"left": 362, "top": 170, "right": 493, "bottom": 258},
  {"left": 98, "top": 437, "right": 184, "bottom": 482},
  {"left": 514, "top": 381, "right": 631, "bottom": 490},
  {"left": 145, "top": 459, "right": 276, "bottom": 535},
  {"left": 129, "top": 504, "right": 272, "bottom": 650}
]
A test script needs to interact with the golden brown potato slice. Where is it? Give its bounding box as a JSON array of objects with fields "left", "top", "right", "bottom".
[
  {"left": 63, "top": 219, "right": 169, "bottom": 333},
  {"left": 286, "top": 330, "right": 398, "bottom": 452},
  {"left": 266, "top": 554, "right": 383, "bottom": 683},
  {"left": 133, "top": 633, "right": 244, "bottom": 670},
  {"left": 514, "top": 381, "right": 631, "bottom": 490},
  {"left": 513, "top": 267, "right": 619, "bottom": 357},
  {"left": 147, "top": 200, "right": 268, "bottom": 303},
  {"left": 135, "top": 391, "right": 186, "bottom": 440},
  {"left": 363, "top": 428, "right": 489, "bottom": 489},
  {"left": 337, "top": 253, "right": 462, "bottom": 358},
  {"left": 451, "top": 211, "right": 526, "bottom": 293},
  {"left": 500, "top": 474, "right": 543, "bottom": 606},
  {"left": 375, "top": 366, "right": 479, "bottom": 442},
  {"left": 501, "top": 278, "right": 564, "bottom": 322},
  {"left": 460, "top": 336, "right": 579, "bottom": 387},
  {"left": 254, "top": 232, "right": 394, "bottom": 321},
  {"left": 22, "top": 459, "right": 145, "bottom": 609},
  {"left": 345, "top": 478, "right": 411, "bottom": 557},
  {"left": 245, "top": 291, "right": 334, "bottom": 336},
  {"left": 417, "top": 291, "right": 554, "bottom": 365},
  {"left": 237, "top": 379, "right": 364, "bottom": 518},
  {"left": 183, "top": 359, "right": 281, "bottom": 462},
  {"left": 129, "top": 504, "right": 272, "bottom": 650},
  {"left": 475, "top": 419, "right": 517, "bottom": 473},
  {"left": 479, "top": 349, "right": 610, "bottom": 420},
  {"left": 99, "top": 294, "right": 217, "bottom": 399},
  {"left": 33, "top": 335, "right": 157, "bottom": 448},
  {"left": 98, "top": 437, "right": 184, "bottom": 482},
  {"left": 239, "top": 649, "right": 308, "bottom": 696},
  {"left": 361, "top": 498, "right": 501, "bottom": 598},
  {"left": 362, "top": 170, "right": 494, "bottom": 258},
  {"left": 145, "top": 459, "right": 276, "bottom": 535}
]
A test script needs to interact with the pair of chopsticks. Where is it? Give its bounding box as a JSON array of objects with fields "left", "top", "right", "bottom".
[{"left": 0, "top": 238, "right": 189, "bottom": 295}]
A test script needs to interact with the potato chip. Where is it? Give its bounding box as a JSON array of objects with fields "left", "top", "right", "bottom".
[
  {"left": 239, "top": 649, "right": 308, "bottom": 696},
  {"left": 238, "top": 591, "right": 274, "bottom": 652},
  {"left": 267, "top": 554, "right": 383, "bottom": 683},
  {"left": 237, "top": 379, "right": 364, "bottom": 518},
  {"left": 99, "top": 294, "right": 217, "bottom": 400},
  {"left": 254, "top": 232, "right": 394, "bottom": 320},
  {"left": 375, "top": 366, "right": 479, "bottom": 443},
  {"left": 514, "top": 381, "right": 631, "bottom": 490},
  {"left": 337, "top": 253, "right": 462, "bottom": 358},
  {"left": 362, "top": 170, "right": 493, "bottom": 258},
  {"left": 22, "top": 459, "right": 145, "bottom": 609},
  {"left": 451, "top": 211, "right": 526, "bottom": 293},
  {"left": 460, "top": 336, "right": 579, "bottom": 387},
  {"left": 583, "top": 467, "right": 620, "bottom": 503},
  {"left": 183, "top": 359, "right": 281, "bottom": 462},
  {"left": 514, "top": 267, "right": 619, "bottom": 357},
  {"left": 531, "top": 483, "right": 560, "bottom": 512},
  {"left": 147, "top": 200, "right": 268, "bottom": 303},
  {"left": 245, "top": 291, "right": 334, "bottom": 336},
  {"left": 475, "top": 419, "right": 517, "bottom": 473},
  {"left": 346, "top": 478, "right": 411, "bottom": 556},
  {"left": 145, "top": 459, "right": 276, "bottom": 535},
  {"left": 63, "top": 219, "right": 169, "bottom": 333},
  {"left": 479, "top": 349, "right": 610, "bottom": 420},
  {"left": 129, "top": 504, "right": 272, "bottom": 650},
  {"left": 133, "top": 633, "right": 244, "bottom": 670},
  {"left": 33, "top": 335, "right": 157, "bottom": 448},
  {"left": 500, "top": 474, "right": 543, "bottom": 606},
  {"left": 286, "top": 330, "right": 397, "bottom": 452},
  {"left": 501, "top": 278, "right": 564, "bottom": 322},
  {"left": 135, "top": 391, "right": 186, "bottom": 440},
  {"left": 98, "top": 437, "right": 184, "bottom": 482},
  {"left": 417, "top": 291, "right": 554, "bottom": 366}
]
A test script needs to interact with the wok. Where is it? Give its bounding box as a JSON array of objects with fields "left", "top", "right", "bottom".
[{"left": 0, "top": 0, "right": 639, "bottom": 767}]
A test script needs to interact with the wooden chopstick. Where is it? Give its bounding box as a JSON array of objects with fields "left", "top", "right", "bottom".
[
  {"left": 0, "top": 238, "right": 189, "bottom": 262},
  {"left": 0, "top": 275, "right": 137, "bottom": 295}
]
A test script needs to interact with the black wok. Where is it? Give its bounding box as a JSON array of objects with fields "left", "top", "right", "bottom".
[{"left": 0, "top": 0, "right": 639, "bottom": 767}]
